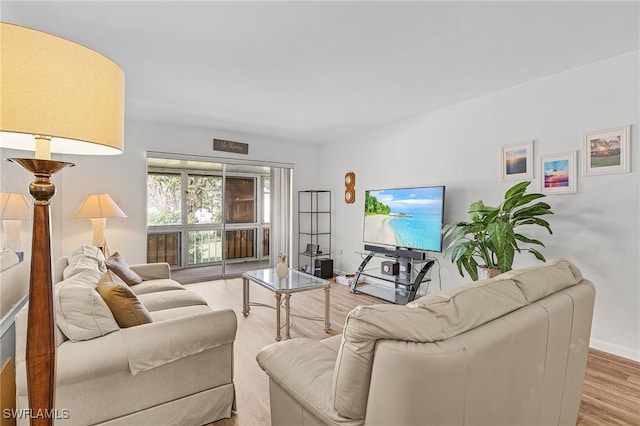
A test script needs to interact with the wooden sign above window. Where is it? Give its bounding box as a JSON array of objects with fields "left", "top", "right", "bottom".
[{"left": 213, "top": 138, "right": 249, "bottom": 155}]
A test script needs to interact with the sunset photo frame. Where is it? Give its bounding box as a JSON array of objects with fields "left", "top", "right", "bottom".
[
  {"left": 583, "top": 125, "right": 630, "bottom": 176},
  {"left": 501, "top": 140, "right": 533, "bottom": 181},
  {"left": 539, "top": 151, "right": 577, "bottom": 195}
]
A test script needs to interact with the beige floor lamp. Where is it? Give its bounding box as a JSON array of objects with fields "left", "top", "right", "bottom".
[{"left": 0, "top": 23, "right": 124, "bottom": 426}]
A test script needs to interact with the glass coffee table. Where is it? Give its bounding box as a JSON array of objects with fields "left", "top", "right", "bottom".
[{"left": 242, "top": 268, "right": 330, "bottom": 341}]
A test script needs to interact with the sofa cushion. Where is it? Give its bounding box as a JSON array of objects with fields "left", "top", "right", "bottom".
[
  {"left": 130, "top": 279, "right": 185, "bottom": 295},
  {"left": 63, "top": 245, "right": 107, "bottom": 280},
  {"left": 150, "top": 305, "right": 212, "bottom": 322},
  {"left": 138, "top": 289, "right": 208, "bottom": 312},
  {"left": 97, "top": 270, "right": 153, "bottom": 328},
  {"left": 55, "top": 269, "right": 119, "bottom": 342},
  {"left": 406, "top": 276, "right": 528, "bottom": 338},
  {"left": 496, "top": 257, "right": 583, "bottom": 303},
  {"left": 106, "top": 252, "right": 143, "bottom": 285}
]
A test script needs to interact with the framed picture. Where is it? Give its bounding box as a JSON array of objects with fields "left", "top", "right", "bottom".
[
  {"left": 583, "top": 125, "right": 630, "bottom": 176},
  {"left": 538, "top": 151, "right": 577, "bottom": 194},
  {"left": 501, "top": 140, "right": 533, "bottom": 181}
]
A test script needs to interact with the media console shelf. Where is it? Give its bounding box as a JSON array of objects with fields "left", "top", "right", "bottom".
[{"left": 350, "top": 247, "right": 435, "bottom": 304}]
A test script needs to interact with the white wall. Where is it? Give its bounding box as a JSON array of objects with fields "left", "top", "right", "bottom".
[
  {"left": 321, "top": 51, "right": 640, "bottom": 361},
  {"left": 1, "top": 122, "right": 321, "bottom": 265}
]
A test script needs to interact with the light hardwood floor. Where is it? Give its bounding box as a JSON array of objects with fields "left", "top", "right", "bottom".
[{"left": 187, "top": 278, "right": 640, "bottom": 426}]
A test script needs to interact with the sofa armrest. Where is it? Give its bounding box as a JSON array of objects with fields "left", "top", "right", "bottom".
[
  {"left": 129, "top": 262, "right": 171, "bottom": 280},
  {"left": 121, "top": 308, "right": 237, "bottom": 375},
  {"left": 257, "top": 338, "right": 347, "bottom": 424}
]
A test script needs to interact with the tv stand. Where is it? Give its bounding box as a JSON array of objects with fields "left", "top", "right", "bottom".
[{"left": 351, "top": 248, "right": 435, "bottom": 304}]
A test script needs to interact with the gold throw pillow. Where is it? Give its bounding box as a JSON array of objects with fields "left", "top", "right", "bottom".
[{"left": 97, "top": 270, "right": 153, "bottom": 328}]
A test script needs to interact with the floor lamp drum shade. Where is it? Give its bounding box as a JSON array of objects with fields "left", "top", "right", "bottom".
[{"left": 0, "top": 22, "right": 125, "bottom": 157}]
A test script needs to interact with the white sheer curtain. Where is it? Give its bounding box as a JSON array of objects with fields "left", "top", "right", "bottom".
[{"left": 269, "top": 167, "right": 292, "bottom": 267}]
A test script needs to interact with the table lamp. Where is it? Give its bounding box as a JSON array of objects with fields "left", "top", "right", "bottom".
[
  {"left": 0, "top": 192, "right": 30, "bottom": 261},
  {"left": 0, "top": 23, "right": 124, "bottom": 426},
  {"left": 73, "top": 193, "right": 127, "bottom": 257}
]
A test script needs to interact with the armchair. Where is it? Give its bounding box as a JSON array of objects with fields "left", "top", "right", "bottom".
[{"left": 257, "top": 258, "right": 595, "bottom": 426}]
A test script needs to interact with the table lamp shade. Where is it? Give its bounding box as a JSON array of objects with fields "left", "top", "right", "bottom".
[
  {"left": 73, "top": 194, "right": 126, "bottom": 255},
  {"left": 1, "top": 193, "right": 30, "bottom": 254},
  {"left": 0, "top": 193, "right": 30, "bottom": 220},
  {"left": 0, "top": 22, "right": 125, "bottom": 156},
  {"left": 73, "top": 194, "right": 127, "bottom": 219}
]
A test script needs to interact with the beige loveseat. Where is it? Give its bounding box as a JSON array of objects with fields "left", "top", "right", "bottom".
[
  {"left": 15, "top": 246, "right": 236, "bottom": 426},
  {"left": 257, "top": 258, "right": 595, "bottom": 426}
]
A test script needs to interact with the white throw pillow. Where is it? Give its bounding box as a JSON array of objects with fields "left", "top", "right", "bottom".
[
  {"left": 55, "top": 269, "right": 119, "bottom": 342},
  {"left": 70, "top": 244, "right": 107, "bottom": 265},
  {"left": 62, "top": 245, "right": 108, "bottom": 280}
]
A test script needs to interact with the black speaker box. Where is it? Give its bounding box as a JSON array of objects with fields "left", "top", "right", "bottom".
[
  {"left": 381, "top": 261, "right": 400, "bottom": 276},
  {"left": 314, "top": 258, "right": 333, "bottom": 279}
]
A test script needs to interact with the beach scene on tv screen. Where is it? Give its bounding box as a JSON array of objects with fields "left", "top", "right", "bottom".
[{"left": 363, "top": 187, "right": 444, "bottom": 251}]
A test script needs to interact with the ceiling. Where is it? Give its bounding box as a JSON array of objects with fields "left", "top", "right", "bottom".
[{"left": 3, "top": 1, "right": 639, "bottom": 144}]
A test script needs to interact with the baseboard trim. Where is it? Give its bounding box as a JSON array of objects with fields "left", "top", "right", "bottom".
[{"left": 590, "top": 338, "right": 640, "bottom": 362}]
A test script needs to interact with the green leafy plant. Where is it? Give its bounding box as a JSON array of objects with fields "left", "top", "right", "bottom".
[{"left": 442, "top": 181, "right": 553, "bottom": 280}]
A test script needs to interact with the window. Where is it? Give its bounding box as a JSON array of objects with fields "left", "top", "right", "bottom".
[
  {"left": 189, "top": 229, "right": 222, "bottom": 264},
  {"left": 146, "top": 160, "right": 274, "bottom": 275},
  {"left": 225, "top": 177, "right": 255, "bottom": 223},
  {"left": 147, "top": 173, "right": 181, "bottom": 226},
  {"left": 187, "top": 175, "right": 222, "bottom": 224}
]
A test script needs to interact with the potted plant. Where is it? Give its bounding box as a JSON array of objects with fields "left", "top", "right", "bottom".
[{"left": 442, "top": 181, "right": 553, "bottom": 280}]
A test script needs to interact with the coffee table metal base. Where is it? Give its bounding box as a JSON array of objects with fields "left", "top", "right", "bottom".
[{"left": 242, "top": 275, "right": 330, "bottom": 342}]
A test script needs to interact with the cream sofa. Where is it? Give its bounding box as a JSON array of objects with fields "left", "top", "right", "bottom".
[
  {"left": 15, "top": 246, "right": 237, "bottom": 426},
  {"left": 257, "top": 258, "right": 595, "bottom": 426}
]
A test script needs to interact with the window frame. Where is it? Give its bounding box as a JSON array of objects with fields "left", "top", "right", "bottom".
[{"left": 147, "top": 166, "right": 270, "bottom": 269}]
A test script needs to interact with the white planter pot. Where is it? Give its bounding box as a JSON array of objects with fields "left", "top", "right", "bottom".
[{"left": 477, "top": 266, "right": 501, "bottom": 280}]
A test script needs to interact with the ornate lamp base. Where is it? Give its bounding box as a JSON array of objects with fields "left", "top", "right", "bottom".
[{"left": 9, "top": 158, "right": 74, "bottom": 426}]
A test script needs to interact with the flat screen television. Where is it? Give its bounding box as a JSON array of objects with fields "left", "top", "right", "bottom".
[{"left": 363, "top": 185, "right": 445, "bottom": 252}]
